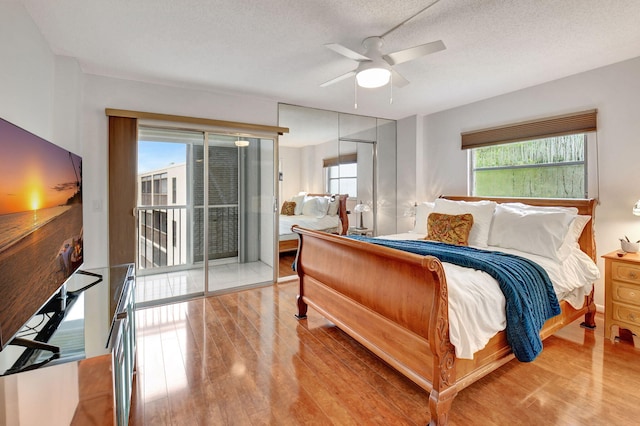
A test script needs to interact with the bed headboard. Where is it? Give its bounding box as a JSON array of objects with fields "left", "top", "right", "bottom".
[
  {"left": 442, "top": 196, "right": 598, "bottom": 261},
  {"left": 308, "top": 193, "right": 350, "bottom": 235}
]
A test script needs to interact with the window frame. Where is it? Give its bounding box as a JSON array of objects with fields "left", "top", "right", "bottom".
[
  {"left": 462, "top": 110, "right": 597, "bottom": 199},
  {"left": 322, "top": 153, "right": 358, "bottom": 198},
  {"left": 469, "top": 134, "right": 589, "bottom": 199}
]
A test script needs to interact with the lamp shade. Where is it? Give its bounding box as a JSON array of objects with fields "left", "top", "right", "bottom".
[
  {"left": 235, "top": 137, "right": 250, "bottom": 147},
  {"left": 633, "top": 200, "right": 640, "bottom": 216},
  {"left": 356, "top": 67, "right": 391, "bottom": 88},
  {"left": 354, "top": 202, "right": 371, "bottom": 213},
  {"left": 354, "top": 201, "right": 371, "bottom": 230}
]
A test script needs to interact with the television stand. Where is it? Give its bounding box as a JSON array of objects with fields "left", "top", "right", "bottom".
[
  {"left": 5, "top": 337, "right": 60, "bottom": 375},
  {"left": 0, "top": 263, "right": 136, "bottom": 426},
  {"left": 9, "top": 337, "right": 59, "bottom": 353}
]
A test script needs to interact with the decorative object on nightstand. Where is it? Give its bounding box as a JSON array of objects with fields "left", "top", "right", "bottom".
[
  {"left": 620, "top": 238, "right": 639, "bottom": 253},
  {"left": 602, "top": 251, "right": 640, "bottom": 348},
  {"left": 354, "top": 200, "right": 371, "bottom": 229}
]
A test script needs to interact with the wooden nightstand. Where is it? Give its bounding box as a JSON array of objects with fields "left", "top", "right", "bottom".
[{"left": 603, "top": 251, "right": 640, "bottom": 348}]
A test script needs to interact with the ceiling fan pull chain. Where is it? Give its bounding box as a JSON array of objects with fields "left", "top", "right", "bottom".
[
  {"left": 390, "top": 73, "right": 393, "bottom": 104},
  {"left": 354, "top": 78, "right": 358, "bottom": 109}
]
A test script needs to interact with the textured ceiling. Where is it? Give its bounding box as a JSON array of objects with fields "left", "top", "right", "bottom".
[{"left": 20, "top": 0, "right": 640, "bottom": 120}]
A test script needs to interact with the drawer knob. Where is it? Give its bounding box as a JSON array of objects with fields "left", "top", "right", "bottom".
[
  {"left": 630, "top": 272, "right": 638, "bottom": 279},
  {"left": 629, "top": 313, "right": 637, "bottom": 321},
  {"left": 631, "top": 291, "right": 637, "bottom": 297}
]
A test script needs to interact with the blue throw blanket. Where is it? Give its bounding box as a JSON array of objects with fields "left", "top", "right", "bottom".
[{"left": 348, "top": 237, "right": 561, "bottom": 362}]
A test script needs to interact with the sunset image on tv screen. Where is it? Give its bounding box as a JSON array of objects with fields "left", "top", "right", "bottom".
[{"left": 0, "top": 117, "right": 83, "bottom": 349}]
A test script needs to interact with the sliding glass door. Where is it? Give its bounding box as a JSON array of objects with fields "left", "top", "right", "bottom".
[
  {"left": 136, "top": 127, "right": 276, "bottom": 306},
  {"left": 201, "top": 134, "right": 275, "bottom": 293}
]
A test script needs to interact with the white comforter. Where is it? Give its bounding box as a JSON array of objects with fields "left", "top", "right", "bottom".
[
  {"left": 279, "top": 214, "right": 342, "bottom": 237},
  {"left": 380, "top": 233, "right": 600, "bottom": 359}
]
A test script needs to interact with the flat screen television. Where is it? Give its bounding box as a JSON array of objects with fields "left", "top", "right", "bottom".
[{"left": 0, "top": 117, "right": 83, "bottom": 351}]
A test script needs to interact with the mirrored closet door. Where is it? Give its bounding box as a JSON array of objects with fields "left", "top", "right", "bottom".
[{"left": 277, "top": 104, "right": 397, "bottom": 279}]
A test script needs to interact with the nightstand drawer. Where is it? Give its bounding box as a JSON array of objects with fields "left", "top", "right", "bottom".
[
  {"left": 611, "top": 280, "right": 640, "bottom": 306},
  {"left": 612, "top": 302, "right": 640, "bottom": 326},
  {"left": 612, "top": 261, "right": 640, "bottom": 283}
]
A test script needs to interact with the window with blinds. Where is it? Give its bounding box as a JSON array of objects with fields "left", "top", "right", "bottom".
[
  {"left": 323, "top": 153, "right": 357, "bottom": 197},
  {"left": 463, "top": 110, "right": 596, "bottom": 198}
]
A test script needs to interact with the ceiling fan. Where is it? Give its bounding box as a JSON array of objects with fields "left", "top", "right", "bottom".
[{"left": 320, "top": 0, "right": 446, "bottom": 90}]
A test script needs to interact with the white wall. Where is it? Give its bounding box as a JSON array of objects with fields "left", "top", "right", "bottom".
[
  {"left": 375, "top": 119, "right": 397, "bottom": 236},
  {"left": 54, "top": 56, "right": 83, "bottom": 155},
  {"left": 0, "top": 7, "right": 80, "bottom": 420},
  {"left": 0, "top": 2, "right": 56, "bottom": 141},
  {"left": 81, "top": 74, "right": 280, "bottom": 267},
  {"left": 414, "top": 56, "right": 640, "bottom": 308},
  {"left": 0, "top": 3, "right": 81, "bottom": 153},
  {"left": 396, "top": 115, "right": 418, "bottom": 232},
  {"left": 279, "top": 146, "right": 303, "bottom": 202}
]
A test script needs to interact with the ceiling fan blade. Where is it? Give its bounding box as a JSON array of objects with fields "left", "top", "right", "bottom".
[
  {"left": 320, "top": 70, "right": 356, "bottom": 87},
  {"left": 383, "top": 40, "right": 446, "bottom": 66},
  {"left": 325, "top": 43, "right": 371, "bottom": 61},
  {"left": 391, "top": 69, "right": 409, "bottom": 88}
]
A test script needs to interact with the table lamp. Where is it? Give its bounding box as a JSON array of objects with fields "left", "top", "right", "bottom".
[{"left": 354, "top": 201, "right": 371, "bottom": 229}]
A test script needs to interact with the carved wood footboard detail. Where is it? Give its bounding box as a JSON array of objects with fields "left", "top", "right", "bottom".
[{"left": 427, "top": 256, "right": 458, "bottom": 426}]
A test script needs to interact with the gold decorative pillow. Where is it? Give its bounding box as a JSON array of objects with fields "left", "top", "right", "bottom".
[
  {"left": 426, "top": 212, "right": 474, "bottom": 246},
  {"left": 281, "top": 201, "right": 296, "bottom": 216}
]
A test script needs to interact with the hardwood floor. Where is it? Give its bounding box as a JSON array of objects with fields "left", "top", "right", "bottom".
[
  {"left": 129, "top": 282, "right": 640, "bottom": 425},
  {"left": 278, "top": 252, "right": 297, "bottom": 279}
]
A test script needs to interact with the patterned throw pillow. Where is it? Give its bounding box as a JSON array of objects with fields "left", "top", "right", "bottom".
[
  {"left": 281, "top": 201, "right": 296, "bottom": 216},
  {"left": 426, "top": 212, "right": 474, "bottom": 246}
]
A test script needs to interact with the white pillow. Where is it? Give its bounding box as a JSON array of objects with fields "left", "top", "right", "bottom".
[
  {"left": 498, "top": 202, "right": 588, "bottom": 261},
  {"left": 433, "top": 199, "right": 497, "bottom": 247},
  {"left": 488, "top": 204, "right": 574, "bottom": 260},
  {"left": 302, "top": 196, "right": 328, "bottom": 218},
  {"left": 411, "top": 202, "right": 435, "bottom": 234},
  {"left": 291, "top": 194, "right": 305, "bottom": 215},
  {"left": 326, "top": 196, "right": 340, "bottom": 216},
  {"left": 557, "top": 215, "right": 591, "bottom": 260},
  {"left": 566, "top": 215, "right": 591, "bottom": 245}
]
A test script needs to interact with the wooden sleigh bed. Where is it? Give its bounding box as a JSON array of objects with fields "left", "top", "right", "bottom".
[
  {"left": 279, "top": 193, "right": 349, "bottom": 253},
  {"left": 292, "top": 196, "right": 597, "bottom": 425}
]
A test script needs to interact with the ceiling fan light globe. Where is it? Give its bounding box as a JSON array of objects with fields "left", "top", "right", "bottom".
[{"left": 356, "top": 68, "right": 391, "bottom": 88}]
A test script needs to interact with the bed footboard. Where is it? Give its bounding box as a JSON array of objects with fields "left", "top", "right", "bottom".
[{"left": 292, "top": 226, "right": 458, "bottom": 425}]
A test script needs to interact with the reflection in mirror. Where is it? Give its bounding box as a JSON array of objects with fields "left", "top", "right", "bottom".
[{"left": 277, "top": 104, "right": 396, "bottom": 278}]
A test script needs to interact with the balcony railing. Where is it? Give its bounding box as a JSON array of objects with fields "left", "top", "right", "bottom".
[
  {"left": 137, "top": 204, "right": 239, "bottom": 272},
  {"left": 138, "top": 206, "right": 186, "bottom": 270}
]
